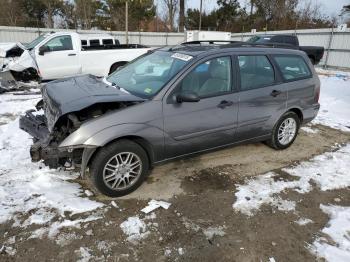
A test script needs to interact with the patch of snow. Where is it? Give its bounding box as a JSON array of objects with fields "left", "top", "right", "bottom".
[
  {"left": 164, "top": 248, "right": 172, "bottom": 256},
  {"left": 76, "top": 247, "right": 93, "bottom": 262},
  {"left": 48, "top": 215, "right": 102, "bottom": 238},
  {"left": 141, "top": 199, "right": 171, "bottom": 214},
  {"left": 233, "top": 144, "right": 350, "bottom": 215},
  {"left": 120, "top": 216, "right": 149, "bottom": 243},
  {"left": 269, "top": 258, "right": 276, "bottom": 262},
  {"left": 233, "top": 172, "right": 300, "bottom": 216},
  {"left": 313, "top": 75, "right": 350, "bottom": 132},
  {"left": 203, "top": 226, "right": 226, "bottom": 240},
  {"left": 295, "top": 217, "right": 313, "bottom": 226},
  {"left": 144, "top": 212, "right": 156, "bottom": 220},
  {"left": 271, "top": 197, "right": 296, "bottom": 212},
  {"left": 311, "top": 205, "right": 350, "bottom": 262},
  {"left": 178, "top": 247, "right": 185, "bottom": 255},
  {"left": 55, "top": 232, "right": 82, "bottom": 247},
  {"left": 84, "top": 190, "right": 94, "bottom": 197},
  {"left": 0, "top": 93, "right": 40, "bottom": 117},
  {"left": 301, "top": 126, "right": 319, "bottom": 134},
  {"left": 0, "top": 245, "right": 16, "bottom": 256},
  {"left": 21, "top": 210, "right": 55, "bottom": 227},
  {"left": 0, "top": 117, "right": 104, "bottom": 229}
]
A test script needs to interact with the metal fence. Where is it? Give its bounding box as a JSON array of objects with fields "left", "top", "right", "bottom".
[
  {"left": 0, "top": 26, "right": 185, "bottom": 47},
  {"left": 1, "top": 26, "right": 350, "bottom": 69},
  {"left": 231, "top": 28, "right": 350, "bottom": 69}
]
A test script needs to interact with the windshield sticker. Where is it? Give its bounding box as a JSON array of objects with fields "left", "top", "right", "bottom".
[
  {"left": 171, "top": 53, "right": 193, "bottom": 61},
  {"left": 144, "top": 88, "right": 153, "bottom": 94}
]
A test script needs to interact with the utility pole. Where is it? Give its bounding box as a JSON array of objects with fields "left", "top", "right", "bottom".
[
  {"left": 179, "top": 0, "right": 185, "bottom": 32},
  {"left": 125, "top": 0, "right": 129, "bottom": 45},
  {"left": 199, "top": 0, "right": 202, "bottom": 31}
]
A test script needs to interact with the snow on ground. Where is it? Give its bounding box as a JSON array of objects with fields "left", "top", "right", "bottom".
[
  {"left": 0, "top": 95, "right": 104, "bottom": 236},
  {"left": 233, "top": 144, "right": 350, "bottom": 214},
  {"left": 313, "top": 71, "right": 350, "bottom": 131},
  {"left": 311, "top": 205, "right": 350, "bottom": 262},
  {"left": 120, "top": 216, "right": 149, "bottom": 243}
]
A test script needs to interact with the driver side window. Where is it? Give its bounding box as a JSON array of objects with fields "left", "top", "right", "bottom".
[
  {"left": 43, "top": 35, "right": 73, "bottom": 52},
  {"left": 178, "top": 56, "right": 232, "bottom": 98}
]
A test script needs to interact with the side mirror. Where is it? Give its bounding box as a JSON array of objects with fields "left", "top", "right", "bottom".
[
  {"left": 39, "top": 45, "right": 49, "bottom": 55},
  {"left": 176, "top": 92, "right": 200, "bottom": 103}
]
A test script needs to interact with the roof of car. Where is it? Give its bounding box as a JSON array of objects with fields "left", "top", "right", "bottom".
[{"left": 158, "top": 43, "right": 305, "bottom": 58}]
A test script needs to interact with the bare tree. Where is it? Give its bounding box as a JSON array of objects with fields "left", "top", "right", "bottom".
[
  {"left": 0, "top": 0, "right": 22, "bottom": 26},
  {"left": 40, "top": 0, "right": 63, "bottom": 28},
  {"left": 162, "top": 0, "right": 179, "bottom": 31}
]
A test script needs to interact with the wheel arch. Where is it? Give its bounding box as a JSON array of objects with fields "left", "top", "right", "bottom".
[
  {"left": 287, "top": 107, "right": 303, "bottom": 122},
  {"left": 82, "top": 135, "right": 155, "bottom": 177},
  {"left": 109, "top": 61, "right": 128, "bottom": 74}
]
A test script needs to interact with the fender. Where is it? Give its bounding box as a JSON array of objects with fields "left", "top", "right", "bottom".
[{"left": 59, "top": 123, "right": 165, "bottom": 176}]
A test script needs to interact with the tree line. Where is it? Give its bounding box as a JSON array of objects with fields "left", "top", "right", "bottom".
[{"left": 0, "top": 0, "right": 337, "bottom": 32}]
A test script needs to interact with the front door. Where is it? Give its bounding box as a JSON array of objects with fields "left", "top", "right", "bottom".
[
  {"left": 162, "top": 55, "right": 239, "bottom": 159},
  {"left": 236, "top": 54, "right": 287, "bottom": 140},
  {"left": 35, "top": 35, "right": 80, "bottom": 80}
]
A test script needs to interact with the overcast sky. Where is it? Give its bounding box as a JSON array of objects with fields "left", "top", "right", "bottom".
[{"left": 186, "top": 0, "right": 349, "bottom": 17}]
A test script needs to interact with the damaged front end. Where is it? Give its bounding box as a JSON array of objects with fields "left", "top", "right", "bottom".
[
  {"left": 1, "top": 43, "right": 40, "bottom": 91},
  {"left": 19, "top": 74, "right": 145, "bottom": 173}
]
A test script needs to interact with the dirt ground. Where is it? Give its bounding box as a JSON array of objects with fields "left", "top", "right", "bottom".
[{"left": 1, "top": 124, "right": 350, "bottom": 262}]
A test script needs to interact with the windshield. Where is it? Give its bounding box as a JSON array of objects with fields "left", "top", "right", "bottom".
[
  {"left": 25, "top": 34, "right": 47, "bottom": 50},
  {"left": 106, "top": 51, "right": 192, "bottom": 98}
]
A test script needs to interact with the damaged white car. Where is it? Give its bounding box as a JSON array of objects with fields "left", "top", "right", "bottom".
[{"left": 0, "top": 31, "right": 150, "bottom": 90}]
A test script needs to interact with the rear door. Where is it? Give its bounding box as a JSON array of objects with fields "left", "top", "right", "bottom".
[
  {"left": 236, "top": 54, "right": 287, "bottom": 140},
  {"left": 35, "top": 35, "right": 80, "bottom": 79},
  {"left": 162, "top": 55, "right": 239, "bottom": 158}
]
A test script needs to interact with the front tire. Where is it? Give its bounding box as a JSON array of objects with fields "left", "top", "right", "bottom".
[
  {"left": 266, "top": 112, "right": 300, "bottom": 150},
  {"left": 89, "top": 140, "right": 149, "bottom": 197}
]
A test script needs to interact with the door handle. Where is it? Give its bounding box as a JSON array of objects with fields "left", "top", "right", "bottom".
[
  {"left": 270, "top": 90, "right": 282, "bottom": 97},
  {"left": 68, "top": 53, "right": 77, "bottom": 56},
  {"left": 218, "top": 100, "right": 234, "bottom": 109}
]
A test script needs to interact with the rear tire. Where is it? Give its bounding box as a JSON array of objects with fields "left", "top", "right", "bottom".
[
  {"left": 89, "top": 139, "right": 149, "bottom": 197},
  {"left": 266, "top": 112, "right": 300, "bottom": 150}
]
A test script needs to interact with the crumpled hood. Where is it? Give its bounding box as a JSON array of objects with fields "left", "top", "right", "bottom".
[
  {"left": 0, "top": 42, "right": 26, "bottom": 58},
  {"left": 42, "top": 74, "right": 145, "bottom": 132}
]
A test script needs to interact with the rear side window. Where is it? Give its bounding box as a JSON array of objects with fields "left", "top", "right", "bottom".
[
  {"left": 102, "top": 39, "right": 113, "bottom": 45},
  {"left": 89, "top": 39, "right": 100, "bottom": 46},
  {"left": 238, "top": 55, "right": 275, "bottom": 91},
  {"left": 274, "top": 55, "right": 311, "bottom": 81}
]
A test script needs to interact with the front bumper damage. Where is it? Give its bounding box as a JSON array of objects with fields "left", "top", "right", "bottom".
[
  {"left": 1, "top": 46, "right": 40, "bottom": 91},
  {"left": 19, "top": 110, "right": 85, "bottom": 170}
]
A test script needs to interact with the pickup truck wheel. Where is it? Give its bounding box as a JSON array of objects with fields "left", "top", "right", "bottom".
[
  {"left": 89, "top": 140, "right": 149, "bottom": 197},
  {"left": 266, "top": 112, "right": 300, "bottom": 150}
]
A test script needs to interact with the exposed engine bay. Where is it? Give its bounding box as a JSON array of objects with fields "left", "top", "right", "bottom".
[
  {"left": 19, "top": 74, "right": 145, "bottom": 170},
  {"left": 21, "top": 99, "right": 140, "bottom": 169}
]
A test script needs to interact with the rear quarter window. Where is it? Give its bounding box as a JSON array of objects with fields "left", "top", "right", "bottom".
[{"left": 274, "top": 55, "right": 312, "bottom": 81}]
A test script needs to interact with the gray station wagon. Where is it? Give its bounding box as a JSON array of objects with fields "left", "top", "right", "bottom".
[{"left": 20, "top": 42, "right": 320, "bottom": 196}]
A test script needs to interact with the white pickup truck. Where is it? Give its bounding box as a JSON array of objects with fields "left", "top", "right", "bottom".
[{"left": 0, "top": 31, "right": 150, "bottom": 83}]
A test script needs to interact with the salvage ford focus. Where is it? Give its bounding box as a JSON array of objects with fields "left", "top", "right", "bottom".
[{"left": 20, "top": 43, "right": 320, "bottom": 197}]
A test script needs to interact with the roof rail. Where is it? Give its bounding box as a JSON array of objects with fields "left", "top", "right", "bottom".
[
  {"left": 181, "top": 40, "right": 298, "bottom": 50},
  {"left": 182, "top": 40, "right": 242, "bottom": 45}
]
